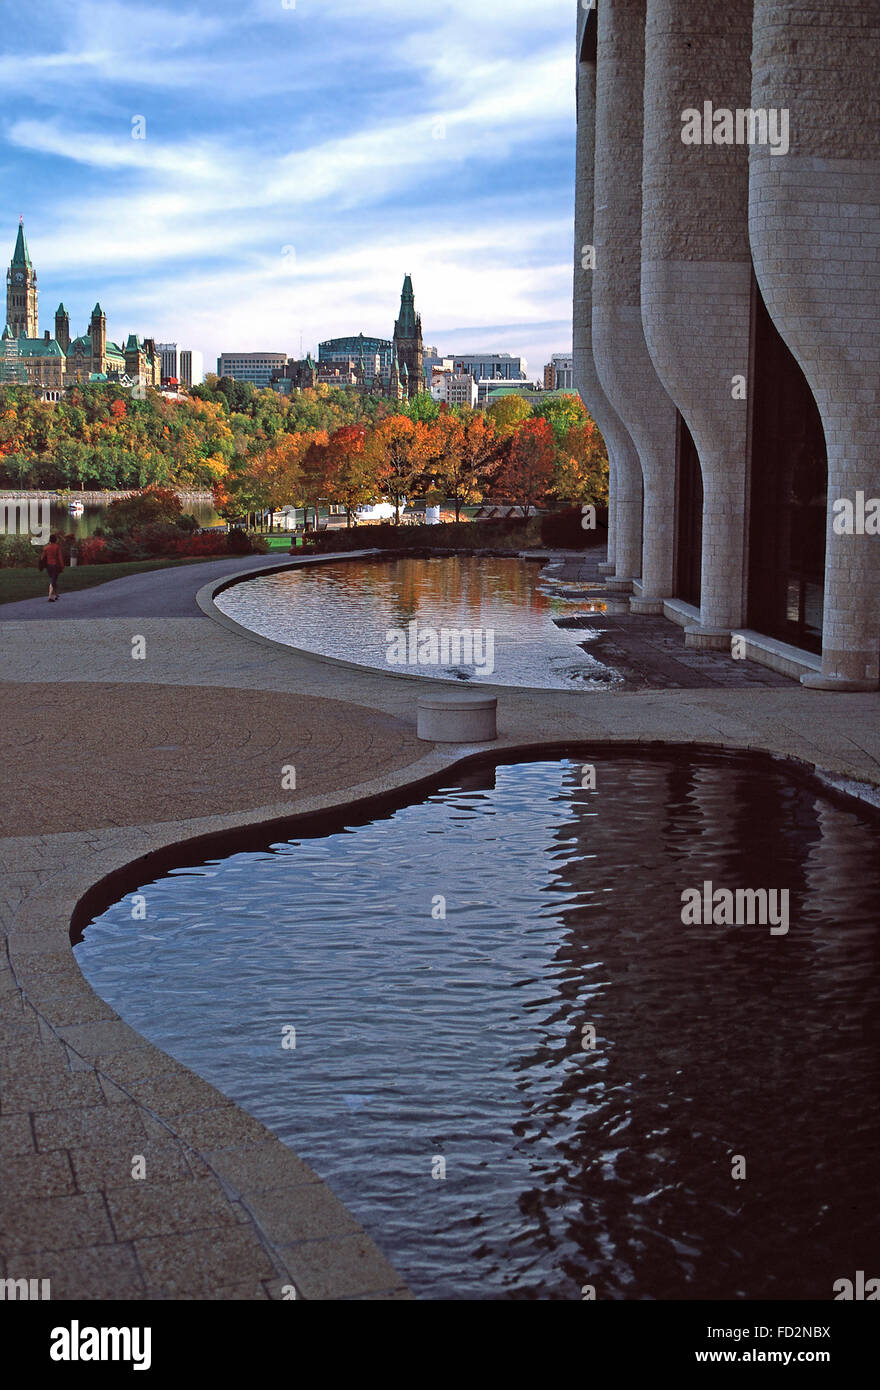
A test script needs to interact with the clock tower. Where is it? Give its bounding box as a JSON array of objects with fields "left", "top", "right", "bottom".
[{"left": 7, "top": 219, "right": 38, "bottom": 339}]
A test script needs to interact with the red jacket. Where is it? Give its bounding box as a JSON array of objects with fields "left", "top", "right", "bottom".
[{"left": 42, "top": 542, "right": 65, "bottom": 570}]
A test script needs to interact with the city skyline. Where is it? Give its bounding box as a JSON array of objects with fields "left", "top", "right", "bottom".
[{"left": 1, "top": 0, "right": 575, "bottom": 378}]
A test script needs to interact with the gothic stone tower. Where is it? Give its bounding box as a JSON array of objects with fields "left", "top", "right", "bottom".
[
  {"left": 7, "top": 220, "right": 38, "bottom": 338},
  {"left": 393, "top": 274, "right": 423, "bottom": 399},
  {"left": 55, "top": 304, "right": 70, "bottom": 353},
  {"left": 90, "top": 303, "right": 106, "bottom": 375}
]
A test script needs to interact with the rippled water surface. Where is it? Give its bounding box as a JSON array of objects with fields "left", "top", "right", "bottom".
[
  {"left": 215, "top": 554, "right": 616, "bottom": 689},
  {"left": 76, "top": 756, "right": 880, "bottom": 1299}
]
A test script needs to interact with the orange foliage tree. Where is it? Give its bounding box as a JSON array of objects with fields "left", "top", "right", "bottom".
[
  {"left": 493, "top": 417, "right": 556, "bottom": 519},
  {"left": 364, "top": 415, "right": 431, "bottom": 523}
]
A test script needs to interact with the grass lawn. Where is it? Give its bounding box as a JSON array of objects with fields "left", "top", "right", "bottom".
[{"left": 0, "top": 556, "right": 222, "bottom": 605}]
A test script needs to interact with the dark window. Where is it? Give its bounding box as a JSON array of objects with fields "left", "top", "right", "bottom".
[
  {"left": 675, "top": 411, "right": 703, "bottom": 607},
  {"left": 747, "top": 273, "right": 826, "bottom": 654}
]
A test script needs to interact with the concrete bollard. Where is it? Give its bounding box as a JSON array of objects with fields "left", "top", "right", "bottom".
[{"left": 417, "top": 693, "right": 497, "bottom": 743}]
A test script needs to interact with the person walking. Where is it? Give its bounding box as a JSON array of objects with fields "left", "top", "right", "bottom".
[{"left": 40, "top": 532, "right": 65, "bottom": 602}]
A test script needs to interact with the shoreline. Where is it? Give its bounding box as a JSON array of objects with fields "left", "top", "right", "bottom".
[{"left": 0, "top": 489, "right": 215, "bottom": 502}]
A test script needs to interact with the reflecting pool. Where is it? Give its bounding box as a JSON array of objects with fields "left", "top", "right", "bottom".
[
  {"left": 215, "top": 554, "right": 616, "bottom": 689},
  {"left": 76, "top": 755, "right": 880, "bottom": 1299}
]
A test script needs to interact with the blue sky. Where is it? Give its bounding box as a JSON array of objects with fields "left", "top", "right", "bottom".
[{"left": 1, "top": 0, "right": 576, "bottom": 378}]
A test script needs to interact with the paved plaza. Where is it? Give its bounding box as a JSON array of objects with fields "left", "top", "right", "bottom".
[{"left": 1, "top": 550, "right": 878, "bottom": 1299}]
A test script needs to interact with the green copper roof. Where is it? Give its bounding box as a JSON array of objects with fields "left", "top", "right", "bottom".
[
  {"left": 395, "top": 275, "right": 417, "bottom": 339},
  {"left": 2, "top": 324, "right": 13, "bottom": 341},
  {"left": 18, "top": 336, "right": 64, "bottom": 358},
  {"left": 125, "top": 333, "right": 141, "bottom": 351},
  {"left": 12, "top": 221, "right": 31, "bottom": 269},
  {"left": 92, "top": 303, "right": 105, "bottom": 318},
  {"left": 56, "top": 303, "right": 68, "bottom": 316},
  {"left": 400, "top": 360, "right": 409, "bottom": 377}
]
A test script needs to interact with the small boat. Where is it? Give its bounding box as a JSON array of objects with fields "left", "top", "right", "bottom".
[{"left": 68, "top": 499, "right": 85, "bottom": 516}]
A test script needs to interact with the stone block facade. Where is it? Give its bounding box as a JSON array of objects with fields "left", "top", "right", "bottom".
[{"left": 574, "top": 0, "right": 880, "bottom": 689}]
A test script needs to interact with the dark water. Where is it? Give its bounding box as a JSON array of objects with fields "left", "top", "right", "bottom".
[
  {"left": 75, "top": 755, "right": 880, "bottom": 1300},
  {"left": 216, "top": 554, "right": 615, "bottom": 689},
  {"left": 45, "top": 498, "right": 222, "bottom": 539}
]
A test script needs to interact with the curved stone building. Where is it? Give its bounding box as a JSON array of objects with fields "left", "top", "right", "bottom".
[{"left": 574, "top": 0, "right": 880, "bottom": 689}]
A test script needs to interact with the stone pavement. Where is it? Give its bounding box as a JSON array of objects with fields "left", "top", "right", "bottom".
[{"left": 1, "top": 548, "right": 878, "bottom": 1300}]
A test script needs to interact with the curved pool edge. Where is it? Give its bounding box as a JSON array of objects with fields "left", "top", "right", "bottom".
[
  {"left": 4, "top": 542, "right": 879, "bottom": 1299},
  {"left": 6, "top": 727, "right": 880, "bottom": 1300},
  {"left": 196, "top": 548, "right": 580, "bottom": 692}
]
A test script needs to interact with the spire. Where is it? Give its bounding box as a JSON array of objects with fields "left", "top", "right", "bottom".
[
  {"left": 56, "top": 303, "right": 68, "bottom": 315},
  {"left": 92, "top": 302, "right": 105, "bottom": 318},
  {"left": 395, "top": 274, "right": 417, "bottom": 339},
  {"left": 12, "top": 219, "right": 31, "bottom": 269}
]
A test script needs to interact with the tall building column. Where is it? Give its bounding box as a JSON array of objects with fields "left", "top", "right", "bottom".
[
  {"left": 750, "top": 0, "right": 880, "bottom": 691},
  {"left": 573, "top": 12, "right": 642, "bottom": 584},
  {"left": 593, "top": 0, "right": 678, "bottom": 612},
  {"left": 641, "top": 0, "right": 753, "bottom": 647}
]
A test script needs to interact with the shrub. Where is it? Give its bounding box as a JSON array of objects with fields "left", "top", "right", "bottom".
[
  {"left": 104, "top": 487, "right": 183, "bottom": 533},
  {"left": 0, "top": 535, "right": 41, "bottom": 568},
  {"left": 130, "top": 521, "right": 188, "bottom": 555},
  {"left": 309, "top": 518, "right": 539, "bottom": 555},
  {"left": 226, "top": 528, "right": 257, "bottom": 555},
  {"left": 77, "top": 536, "right": 111, "bottom": 565}
]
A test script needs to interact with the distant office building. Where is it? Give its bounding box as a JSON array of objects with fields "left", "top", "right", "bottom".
[
  {"left": 158, "top": 342, "right": 179, "bottom": 382},
  {"left": 432, "top": 370, "right": 478, "bottom": 408},
  {"left": 423, "top": 348, "right": 447, "bottom": 383},
  {"left": 179, "top": 349, "right": 203, "bottom": 389},
  {"left": 543, "top": 362, "right": 555, "bottom": 390},
  {"left": 453, "top": 352, "right": 527, "bottom": 382},
  {"left": 551, "top": 353, "right": 574, "bottom": 390},
  {"left": 319, "top": 334, "right": 393, "bottom": 382},
  {"left": 428, "top": 359, "right": 455, "bottom": 401},
  {"left": 218, "top": 351, "right": 288, "bottom": 388}
]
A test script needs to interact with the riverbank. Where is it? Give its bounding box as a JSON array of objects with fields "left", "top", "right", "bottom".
[{"left": 0, "top": 490, "right": 214, "bottom": 503}]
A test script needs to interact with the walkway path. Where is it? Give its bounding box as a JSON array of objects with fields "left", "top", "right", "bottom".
[{"left": 1, "top": 548, "right": 878, "bottom": 1300}]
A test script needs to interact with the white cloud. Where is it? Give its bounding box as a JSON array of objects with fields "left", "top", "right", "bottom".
[{"left": 1, "top": 0, "right": 575, "bottom": 372}]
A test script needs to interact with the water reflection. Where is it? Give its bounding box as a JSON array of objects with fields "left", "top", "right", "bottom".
[
  {"left": 76, "top": 756, "right": 880, "bottom": 1300},
  {"left": 217, "top": 555, "right": 619, "bottom": 689},
  {"left": 21, "top": 497, "right": 223, "bottom": 539}
]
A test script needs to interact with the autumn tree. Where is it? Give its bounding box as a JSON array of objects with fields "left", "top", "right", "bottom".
[
  {"left": 531, "top": 392, "right": 587, "bottom": 444},
  {"left": 300, "top": 432, "right": 332, "bottom": 528},
  {"left": 365, "top": 415, "right": 430, "bottom": 523},
  {"left": 555, "top": 417, "right": 609, "bottom": 507},
  {"left": 324, "top": 424, "right": 373, "bottom": 525},
  {"left": 493, "top": 417, "right": 556, "bottom": 519},
  {"left": 430, "top": 411, "right": 498, "bottom": 521},
  {"left": 486, "top": 394, "right": 532, "bottom": 439}
]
